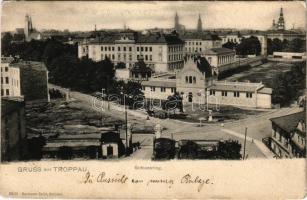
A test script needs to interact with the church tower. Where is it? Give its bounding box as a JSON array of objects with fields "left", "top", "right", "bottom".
[
  {"left": 277, "top": 7, "right": 285, "bottom": 30},
  {"left": 24, "top": 14, "right": 33, "bottom": 39},
  {"left": 174, "top": 12, "right": 180, "bottom": 31},
  {"left": 197, "top": 14, "right": 202, "bottom": 33}
]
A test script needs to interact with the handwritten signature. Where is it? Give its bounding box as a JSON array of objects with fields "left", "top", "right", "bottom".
[{"left": 83, "top": 171, "right": 212, "bottom": 192}]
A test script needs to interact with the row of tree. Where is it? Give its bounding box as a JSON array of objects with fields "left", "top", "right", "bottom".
[
  {"left": 271, "top": 62, "right": 306, "bottom": 106},
  {"left": 222, "top": 35, "right": 305, "bottom": 55},
  {"left": 2, "top": 32, "right": 142, "bottom": 96}
]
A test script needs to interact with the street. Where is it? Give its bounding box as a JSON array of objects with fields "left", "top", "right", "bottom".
[{"left": 49, "top": 84, "right": 303, "bottom": 160}]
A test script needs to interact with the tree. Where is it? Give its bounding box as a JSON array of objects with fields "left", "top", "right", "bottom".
[
  {"left": 222, "top": 41, "right": 237, "bottom": 50},
  {"left": 288, "top": 38, "right": 305, "bottom": 52},
  {"left": 236, "top": 36, "right": 261, "bottom": 56},
  {"left": 164, "top": 92, "right": 183, "bottom": 113},
  {"left": 217, "top": 140, "right": 241, "bottom": 159},
  {"left": 1, "top": 32, "right": 13, "bottom": 56}
]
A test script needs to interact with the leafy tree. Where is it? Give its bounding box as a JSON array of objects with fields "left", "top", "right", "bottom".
[
  {"left": 217, "top": 140, "right": 242, "bottom": 159},
  {"left": 236, "top": 36, "right": 261, "bottom": 56},
  {"left": 1, "top": 32, "right": 13, "bottom": 56},
  {"left": 288, "top": 38, "right": 305, "bottom": 52},
  {"left": 222, "top": 41, "right": 237, "bottom": 50},
  {"left": 164, "top": 92, "right": 183, "bottom": 113}
]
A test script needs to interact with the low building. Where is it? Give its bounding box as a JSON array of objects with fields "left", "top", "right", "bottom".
[
  {"left": 141, "top": 59, "right": 272, "bottom": 108},
  {"left": 269, "top": 111, "right": 306, "bottom": 158},
  {"left": 42, "top": 131, "right": 125, "bottom": 159},
  {"left": 1, "top": 96, "right": 27, "bottom": 161},
  {"left": 9, "top": 61, "right": 49, "bottom": 102},
  {"left": 207, "top": 81, "right": 272, "bottom": 109},
  {"left": 268, "top": 52, "right": 306, "bottom": 62},
  {"left": 202, "top": 48, "right": 236, "bottom": 72}
]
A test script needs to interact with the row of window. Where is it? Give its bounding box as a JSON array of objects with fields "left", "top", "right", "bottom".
[
  {"left": 185, "top": 76, "right": 196, "bottom": 84},
  {"left": 142, "top": 86, "right": 176, "bottom": 93},
  {"left": 0, "top": 67, "right": 9, "bottom": 72},
  {"left": 168, "top": 62, "right": 184, "bottom": 70},
  {"left": 209, "top": 90, "right": 253, "bottom": 98},
  {"left": 186, "top": 47, "right": 202, "bottom": 53},
  {"left": 1, "top": 77, "right": 9, "bottom": 84},
  {"left": 168, "top": 54, "right": 183, "bottom": 61},
  {"left": 1, "top": 89, "right": 10, "bottom": 96},
  {"left": 218, "top": 55, "right": 234, "bottom": 65},
  {"left": 137, "top": 54, "right": 153, "bottom": 61},
  {"left": 186, "top": 41, "right": 202, "bottom": 46},
  {"left": 168, "top": 46, "right": 183, "bottom": 52},
  {"left": 137, "top": 46, "right": 153, "bottom": 52}
]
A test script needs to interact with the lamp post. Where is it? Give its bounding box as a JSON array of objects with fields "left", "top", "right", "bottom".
[{"left": 121, "top": 91, "right": 132, "bottom": 154}]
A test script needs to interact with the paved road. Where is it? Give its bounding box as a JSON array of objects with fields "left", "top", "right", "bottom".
[{"left": 49, "top": 84, "right": 303, "bottom": 160}]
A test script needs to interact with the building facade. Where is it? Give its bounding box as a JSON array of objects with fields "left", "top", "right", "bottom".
[
  {"left": 1, "top": 57, "right": 21, "bottom": 97},
  {"left": 183, "top": 33, "right": 223, "bottom": 58},
  {"left": 269, "top": 111, "right": 306, "bottom": 158},
  {"left": 206, "top": 81, "right": 272, "bottom": 109},
  {"left": 9, "top": 61, "right": 49, "bottom": 102},
  {"left": 78, "top": 31, "right": 185, "bottom": 73},
  {"left": 202, "top": 48, "right": 236, "bottom": 74},
  {"left": 1, "top": 96, "right": 27, "bottom": 161}
]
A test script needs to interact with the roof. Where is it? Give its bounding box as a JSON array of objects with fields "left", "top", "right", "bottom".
[
  {"left": 43, "top": 140, "right": 101, "bottom": 149},
  {"left": 258, "top": 87, "right": 273, "bottom": 94},
  {"left": 131, "top": 59, "right": 152, "bottom": 72},
  {"left": 181, "top": 32, "right": 221, "bottom": 41},
  {"left": 203, "top": 47, "right": 235, "bottom": 55},
  {"left": 141, "top": 79, "right": 176, "bottom": 88},
  {"left": 101, "top": 131, "right": 121, "bottom": 143},
  {"left": 270, "top": 111, "right": 305, "bottom": 134},
  {"left": 88, "top": 31, "right": 184, "bottom": 45},
  {"left": 10, "top": 61, "right": 48, "bottom": 71},
  {"left": 208, "top": 81, "right": 263, "bottom": 92},
  {"left": 266, "top": 29, "right": 305, "bottom": 35}
]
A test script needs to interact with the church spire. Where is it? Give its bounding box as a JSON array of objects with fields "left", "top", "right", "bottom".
[
  {"left": 197, "top": 14, "right": 202, "bottom": 33},
  {"left": 174, "top": 11, "right": 180, "bottom": 31},
  {"left": 277, "top": 7, "right": 285, "bottom": 30}
]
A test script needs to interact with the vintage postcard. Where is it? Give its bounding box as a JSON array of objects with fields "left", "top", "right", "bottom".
[{"left": 0, "top": 1, "right": 306, "bottom": 199}]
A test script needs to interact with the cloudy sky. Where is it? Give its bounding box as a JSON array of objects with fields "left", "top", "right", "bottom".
[{"left": 1, "top": 1, "right": 306, "bottom": 32}]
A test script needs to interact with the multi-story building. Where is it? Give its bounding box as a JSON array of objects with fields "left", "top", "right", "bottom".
[
  {"left": 1, "top": 59, "right": 49, "bottom": 102},
  {"left": 1, "top": 57, "right": 21, "bottom": 97},
  {"left": 182, "top": 33, "right": 222, "bottom": 58},
  {"left": 78, "top": 30, "right": 185, "bottom": 73},
  {"left": 202, "top": 48, "right": 236, "bottom": 74},
  {"left": 269, "top": 111, "right": 306, "bottom": 158},
  {"left": 1, "top": 96, "right": 27, "bottom": 161}
]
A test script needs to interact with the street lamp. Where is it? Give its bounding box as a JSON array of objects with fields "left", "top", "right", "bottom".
[{"left": 120, "top": 91, "right": 132, "bottom": 155}]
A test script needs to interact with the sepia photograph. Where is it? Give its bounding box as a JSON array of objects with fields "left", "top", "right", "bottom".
[{"left": 0, "top": 1, "right": 306, "bottom": 199}]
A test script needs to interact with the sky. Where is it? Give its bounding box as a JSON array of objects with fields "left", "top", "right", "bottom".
[{"left": 1, "top": 1, "right": 306, "bottom": 32}]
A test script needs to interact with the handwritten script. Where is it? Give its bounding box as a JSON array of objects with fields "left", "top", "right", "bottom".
[{"left": 83, "top": 171, "right": 213, "bottom": 192}]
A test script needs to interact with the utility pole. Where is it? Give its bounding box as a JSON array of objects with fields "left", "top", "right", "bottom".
[{"left": 243, "top": 127, "right": 247, "bottom": 160}]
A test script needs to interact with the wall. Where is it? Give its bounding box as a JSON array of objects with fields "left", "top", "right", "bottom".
[
  {"left": 207, "top": 90, "right": 257, "bottom": 108},
  {"left": 102, "top": 143, "right": 118, "bottom": 157},
  {"left": 1, "top": 98, "right": 26, "bottom": 161},
  {"left": 143, "top": 85, "right": 175, "bottom": 101},
  {"left": 256, "top": 93, "right": 272, "bottom": 109},
  {"left": 20, "top": 67, "right": 48, "bottom": 102}
]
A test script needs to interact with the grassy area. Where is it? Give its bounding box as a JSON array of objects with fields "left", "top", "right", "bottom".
[
  {"left": 179, "top": 104, "right": 266, "bottom": 123},
  {"left": 224, "top": 62, "right": 293, "bottom": 88},
  {"left": 26, "top": 99, "right": 124, "bottom": 138}
]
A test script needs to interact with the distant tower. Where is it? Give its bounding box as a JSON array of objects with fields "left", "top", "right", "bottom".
[
  {"left": 197, "top": 14, "right": 202, "bottom": 33},
  {"left": 24, "top": 14, "right": 31, "bottom": 39},
  {"left": 272, "top": 19, "right": 276, "bottom": 30},
  {"left": 277, "top": 7, "right": 285, "bottom": 30},
  {"left": 174, "top": 12, "right": 180, "bottom": 31}
]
